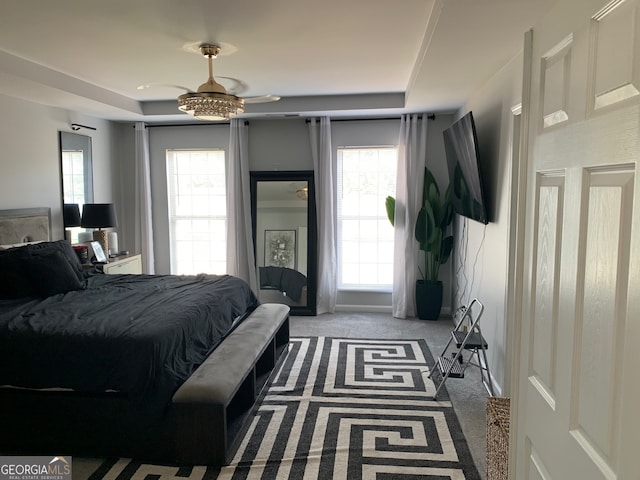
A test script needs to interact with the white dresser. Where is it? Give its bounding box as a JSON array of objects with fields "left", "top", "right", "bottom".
[{"left": 101, "top": 254, "right": 142, "bottom": 275}]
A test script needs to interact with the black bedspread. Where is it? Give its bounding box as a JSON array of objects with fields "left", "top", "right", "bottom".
[
  {"left": 259, "top": 266, "right": 307, "bottom": 301},
  {"left": 0, "top": 273, "right": 258, "bottom": 408}
]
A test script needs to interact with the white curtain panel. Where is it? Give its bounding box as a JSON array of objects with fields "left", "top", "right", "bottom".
[
  {"left": 308, "top": 117, "right": 337, "bottom": 314},
  {"left": 134, "top": 122, "right": 155, "bottom": 274},
  {"left": 227, "top": 119, "right": 258, "bottom": 293},
  {"left": 392, "top": 114, "right": 428, "bottom": 318}
]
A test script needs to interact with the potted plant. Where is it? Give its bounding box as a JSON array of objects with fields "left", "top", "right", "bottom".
[{"left": 385, "top": 167, "right": 454, "bottom": 319}]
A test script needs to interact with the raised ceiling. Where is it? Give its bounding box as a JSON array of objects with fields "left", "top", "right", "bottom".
[{"left": 0, "top": 0, "right": 556, "bottom": 122}]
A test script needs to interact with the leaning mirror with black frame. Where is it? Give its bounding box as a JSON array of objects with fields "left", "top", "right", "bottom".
[
  {"left": 59, "top": 131, "right": 94, "bottom": 243},
  {"left": 250, "top": 171, "right": 317, "bottom": 315}
]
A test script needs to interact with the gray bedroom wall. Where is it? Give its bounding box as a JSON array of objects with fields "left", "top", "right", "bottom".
[
  {"left": 145, "top": 124, "right": 231, "bottom": 273},
  {"left": 331, "top": 118, "right": 401, "bottom": 311},
  {"left": 249, "top": 119, "right": 312, "bottom": 171},
  {"left": 249, "top": 117, "right": 455, "bottom": 313},
  {"left": 0, "top": 93, "right": 118, "bottom": 241},
  {"left": 0, "top": 94, "right": 456, "bottom": 316},
  {"left": 329, "top": 116, "right": 454, "bottom": 313},
  {"left": 115, "top": 115, "right": 454, "bottom": 313},
  {"left": 453, "top": 50, "right": 526, "bottom": 396},
  {"left": 114, "top": 122, "right": 136, "bottom": 258}
]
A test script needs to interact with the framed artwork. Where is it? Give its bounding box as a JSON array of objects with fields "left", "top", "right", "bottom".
[{"left": 264, "top": 230, "right": 296, "bottom": 269}]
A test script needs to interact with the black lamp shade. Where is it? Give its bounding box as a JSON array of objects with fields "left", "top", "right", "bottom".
[
  {"left": 81, "top": 203, "right": 118, "bottom": 229},
  {"left": 63, "top": 203, "right": 81, "bottom": 227}
]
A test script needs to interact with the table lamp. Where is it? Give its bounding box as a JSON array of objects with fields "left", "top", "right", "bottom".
[
  {"left": 63, "top": 203, "right": 81, "bottom": 241},
  {"left": 81, "top": 203, "right": 117, "bottom": 255}
]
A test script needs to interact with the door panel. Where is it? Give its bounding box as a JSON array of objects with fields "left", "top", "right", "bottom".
[
  {"left": 572, "top": 168, "right": 633, "bottom": 473},
  {"left": 516, "top": 0, "right": 640, "bottom": 479},
  {"left": 590, "top": 0, "right": 640, "bottom": 111},
  {"left": 529, "top": 174, "right": 564, "bottom": 409}
]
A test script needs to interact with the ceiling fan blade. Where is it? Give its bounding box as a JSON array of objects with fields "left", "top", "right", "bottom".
[
  {"left": 219, "top": 77, "right": 279, "bottom": 102},
  {"left": 217, "top": 76, "right": 248, "bottom": 95},
  {"left": 137, "top": 83, "right": 193, "bottom": 93},
  {"left": 243, "top": 95, "right": 281, "bottom": 104}
]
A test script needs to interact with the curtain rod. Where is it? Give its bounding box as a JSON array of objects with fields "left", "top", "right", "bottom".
[
  {"left": 142, "top": 115, "right": 436, "bottom": 128},
  {"left": 71, "top": 123, "right": 96, "bottom": 131},
  {"left": 143, "top": 120, "right": 250, "bottom": 128},
  {"left": 305, "top": 114, "right": 436, "bottom": 124}
]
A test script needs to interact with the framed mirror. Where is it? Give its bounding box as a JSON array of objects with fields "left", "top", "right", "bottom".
[
  {"left": 59, "top": 131, "right": 94, "bottom": 241},
  {"left": 251, "top": 171, "right": 317, "bottom": 315}
]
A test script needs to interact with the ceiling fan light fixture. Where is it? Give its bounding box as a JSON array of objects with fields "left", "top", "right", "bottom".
[
  {"left": 178, "top": 92, "right": 244, "bottom": 121},
  {"left": 296, "top": 186, "right": 309, "bottom": 200},
  {"left": 177, "top": 43, "right": 245, "bottom": 121}
]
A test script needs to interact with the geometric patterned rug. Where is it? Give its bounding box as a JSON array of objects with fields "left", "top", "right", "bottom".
[{"left": 88, "top": 337, "right": 481, "bottom": 479}]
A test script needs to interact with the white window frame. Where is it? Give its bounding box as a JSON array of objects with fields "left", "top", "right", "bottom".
[
  {"left": 166, "top": 149, "right": 227, "bottom": 275},
  {"left": 336, "top": 145, "right": 397, "bottom": 291},
  {"left": 62, "top": 149, "right": 88, "bottom": 206},
  {"left": 61, "top": 149, "right": 91, "bottom": 244}
]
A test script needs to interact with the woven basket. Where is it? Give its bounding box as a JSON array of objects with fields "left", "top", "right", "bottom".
[{"left": 486, "top": 397, "right": 510, "bottom": 480}]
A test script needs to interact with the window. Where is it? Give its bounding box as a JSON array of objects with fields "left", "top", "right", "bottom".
[
  {"left": 337, "top": 147, "right": 397, "bottom": 289},
  {"left": 61, "top": 142, "right": 93, "bottom": 245},
  {"left": 61, "top": 149, "right": 88, "bottom": 206},
  {"left": 167, "top": 149, "right": 226, "bottom": 275}
]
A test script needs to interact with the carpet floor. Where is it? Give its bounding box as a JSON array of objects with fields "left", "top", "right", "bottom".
[{"left": 85, "top": 336, "right": 480, "bottom": 479}]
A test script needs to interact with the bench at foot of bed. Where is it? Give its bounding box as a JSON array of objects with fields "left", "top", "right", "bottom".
[{"left": 172, "top": 302, "right": 290, "bottom": 465}]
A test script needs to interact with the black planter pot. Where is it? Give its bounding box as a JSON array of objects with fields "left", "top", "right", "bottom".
[{"left": 415, "top": 280, "right": 443, "bottom": 320}]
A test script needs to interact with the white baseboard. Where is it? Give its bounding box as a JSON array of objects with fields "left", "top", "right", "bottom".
[
  {"left": 335, "top": 304, "right": 392, "bottom": 313},
  {"left": 490, "top": 374, "right": 503, "bottom": 397},
  {"left": 334, "top": 305, "right": 453, "bottom": 318}
]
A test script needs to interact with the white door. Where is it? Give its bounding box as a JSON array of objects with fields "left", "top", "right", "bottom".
[{"left": 514, "top": 0, "right": 640, "bottom": 478}]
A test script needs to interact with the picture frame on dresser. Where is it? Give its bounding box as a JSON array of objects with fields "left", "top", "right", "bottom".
[{"left": 90, "top": 240, "right": 107, "bottom": 263}]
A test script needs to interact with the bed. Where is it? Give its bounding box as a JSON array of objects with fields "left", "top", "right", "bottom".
[
  {"left": 0, "top": 208, "right": 290, "bottom": 464},
  {"left": 259, "top": 265, "right": 308, "bottom": 306}
]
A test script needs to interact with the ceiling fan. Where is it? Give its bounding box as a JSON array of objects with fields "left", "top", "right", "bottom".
[{"left": 140, "top": 43, "right": 279, "bottom": 121}]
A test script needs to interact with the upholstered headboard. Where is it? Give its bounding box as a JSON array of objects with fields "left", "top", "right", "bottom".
[{"left": 0, "top": 208, "right": 51, "bottom": 245}]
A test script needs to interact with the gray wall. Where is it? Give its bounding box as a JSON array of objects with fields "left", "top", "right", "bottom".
[
  {"left": 250, "top": 119, "right": 312, "bottom": 171},
  {"left": 146, "top": 125, "right": 230, "bottom": 273},
  {"left": 0, "top": 91, "right": 456, "bottom": 315},
  {"left": 452, "top": 51, "right": 525, "bottom": 395},
  {"left": 117, "top": 119, "right": 315, "bottom": 273},
  {"left": 117, "top": 116, "right": 454, "bottom": 313},
  {"left": 0, "top": 93, "right": 118, "bottom": 241},
  {"left": 330, "top": 117, "right": 454, "bottom": 312}
]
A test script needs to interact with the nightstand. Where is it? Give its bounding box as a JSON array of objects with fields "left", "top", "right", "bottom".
[{"left": 101, "top": 254, "right": 142, "bottom": 274}]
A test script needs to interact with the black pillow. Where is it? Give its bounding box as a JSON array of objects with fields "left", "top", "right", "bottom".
[
  {"left": 0, "top": 248, "right": 33, "bottom": 299},
  {"left": 27, "top": 240, "right": 84, "bottom": 281},
  {"left": 25, "top": 250, "right": 84, "bottom": 297}
]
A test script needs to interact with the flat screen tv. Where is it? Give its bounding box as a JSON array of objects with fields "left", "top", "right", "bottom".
[{"left": 443, "top": 111, "right": 489, "bottom": 224}]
